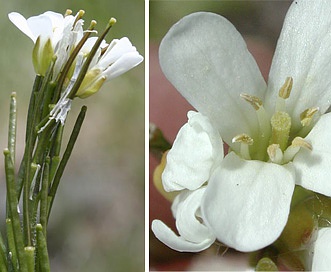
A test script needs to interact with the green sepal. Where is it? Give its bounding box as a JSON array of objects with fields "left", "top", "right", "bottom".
[{"left": 255, "top": 257, "right": 278, "bottom": 271}]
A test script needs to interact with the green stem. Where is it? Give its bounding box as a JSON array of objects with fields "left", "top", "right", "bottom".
[
  {"left": 0, "top": 231, "right": 7, "bottom": 271},
  {"left": 68, "top": 21, "right": 115, "bottom": 99},
  {"left": 52, "top": 23, "right": 96, "bottom": 103},
  {"left": 4, "top": 150, "right": 28, "bottom": 272},
  {"left": 6, "top": 219, "right": 17, "bottom": 272},
  {"left": 36, "top": 225, "right": 50, "bottom": 272},
  {"left": 8, "top": 93, "right": 17, "bottom": 164},
  {"left": 40, "top": 158, "right": 50, "bottom": 237},
  {"left": 47, "top": 106, "right": 87, "bottom": 221},
  {"left": 24, "top": 247, "right": 35, "bottom": 272}
]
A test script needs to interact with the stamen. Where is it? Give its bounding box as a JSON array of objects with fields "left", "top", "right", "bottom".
[
  {"left": 292, "top": 136, "right": 312, "bottom": 150},
  {"left": 283, "top": 137, "right": 312, "bottom": 163},
  {"left": 240, "top": 93, "right": 271, "bottom": 160},
  {"left": 232, "top": 134, "right": 254, "bottom": 145},
  {"left": 240, "top": 93, "right": 262, "bottom": 110},
  {"left": 232, "top": 133, "right": 253, "bottom": 160},
  {"left": 276, "top": 77, "right": 293, "bottom": 112},
  {"left": 270, "top": 111, "right": 291, "bottom": 151},
  {"left": 65, "top": 9, "right": 73, "bottom": 16},
  {"left": 300, "top": 107, "right": 319, "bottom": 127},
  {"left": 267, "top": 144, "right": 283, "bottom": 164}
]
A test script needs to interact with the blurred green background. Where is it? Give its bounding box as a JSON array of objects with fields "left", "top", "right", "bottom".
[{"left": 0, "top": 0, "right": 144, "bottom": 271}]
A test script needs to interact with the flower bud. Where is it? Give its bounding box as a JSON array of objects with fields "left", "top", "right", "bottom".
[{"left": 32, "top": 37, "right": 54, "bottom": 76}]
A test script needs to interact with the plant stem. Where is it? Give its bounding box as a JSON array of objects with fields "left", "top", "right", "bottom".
[
  {"left": 4, "top": 150, "right": 28, "bottom": 272},
  {"left": 36, "top": 225, "right": 50, "bottom": 272},
  {"left": 47, "top": 106, "right": 87, "bottom": 221}
]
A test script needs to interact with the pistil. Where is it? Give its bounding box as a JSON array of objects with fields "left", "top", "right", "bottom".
[{"left": 270, "top": 111, "right": 291, "bottom": 151}]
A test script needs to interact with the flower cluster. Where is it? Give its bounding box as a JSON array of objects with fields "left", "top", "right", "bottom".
[
  {"left": 2, "top": 9, "right": 143, "bottom": 271},
  {"left": 152, "top": 0, "right": 331, "bottom": 270},
  {"left": 9, "top": 10, "right": 143, "bottom": 126}
]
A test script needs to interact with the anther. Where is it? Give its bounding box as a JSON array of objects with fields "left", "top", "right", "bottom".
[
  {"left": 232, "top": 133, "right": 253, "bottom": 160},
  {"left": 300, "top": 107, "right": 319, "bottom": 127},
  {"left": 267, "top": 144, "right": 283, "bottom": 164},
  {"left": 283, "top": 137, "right": 312, "bottom": 163},
  {"left": 65, "top": 9, "right": 73, "bottom": 16},
  {"left": 232, "top": 133, "right": 254, "bottom": 145},
  {"left": 279, "top": 77, "right": 293, "bottom": 99},
  {"left": 240, "top": 93, "right": 262, "bottom": 110},
  {"left": 292, "top": 136, "right": 312, "bottom": 150},
  {"left": 276, "top": 77, "right": 293, "bottom": 112}
]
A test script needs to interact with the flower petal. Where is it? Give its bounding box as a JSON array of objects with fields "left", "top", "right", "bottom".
[
  {"left": 173, "top": 188, "right": 215, "bottom": 243},
  {"left": 8, "top": 12, "right": 35, "bottom": 41},
  {"left": 26, "top": 14, "right": 53, "bottom": 42},
  {"left": 151, "top": 220, "right": 215, "bottom": 252},
  {"left": 103, "top": 51, "right": 144, "bottom": 80},
  {"left": 152, "top": 188, "right": 215, "bottom": 252},
  {"left": 201, "top": 152, "right": 295, "bottom": 252},
  {"left": 97, "top": 37, "right": 138, "bottom": 69},
  {"left": 311, "top": 227, "right": 331, "bottom": 271},
  {"left": 293, "top": 113, "right": 331, "bottom": 196},
  {"left": 266, "top": 0, "right": 331, "bottom": 131},
  {"left": 162, "top": 111, "right": 223, "bottom": 191},
  {"left": 159, "top": 12, "right": 266, "bottom": 145}
]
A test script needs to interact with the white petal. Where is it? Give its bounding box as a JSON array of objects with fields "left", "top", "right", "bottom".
[
  {"left": 293, "top": 113, "right": 331, "bottom": 196},
  {"left": 266, "top": 0, "right": 331, "bottom": 131},
  {"left": 159, "top": 12, "right": 266, "bottom": 145},
  {"left": 26, "top": 14, "right": 53, "bottom": 41},
  {"left": 97, "top": 37, "right": 138, "bottom": 69},
  {"left": 201, "top": 152, "right": 295, "bottom": 252},
  {"left": 312, "top": 228, "right": 331, "bottom": 271},
  {"left": 173, "top": 188, "right": 215, "bottom": 243},
  {"left": 152, "top": 188, "right": 215, "bottom": 253},
  {"left": 103, "top": 52, "right": 143, "bottom": 80},
  {"left": 152, "top": 220, "right": 214, "bottom": 252},
  {"left": 162, "top": 111, "right": 223, "bottom": 191},
  {"left": 43, "top": 11, "right": 64, "bottom": 28},
  {"left": 8, "top": 12, "right": 35, "bottom": 41}
]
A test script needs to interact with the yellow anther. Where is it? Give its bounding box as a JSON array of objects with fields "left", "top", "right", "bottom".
[
  {"left": 300, "top": 107, "right": 319, "bottom": 127},
  {"left": 240, "top": 93, "right": 263, "bottom": 110},
  {"left": 267, "top": 144, "right": 283, "bottom": 164},
  {"left": 65, "top": 9, "right": 73, "bottom": 16},
  {"left": 108, "top": 17, "right": 117, "bottom": 27},
  {"left": 78, "top": 10, "right": 85, "bottom": 18},
  {"left": 232, "top": 133, "right": 254, "bottom": 145},
  {"left": 73, "top": 10, "right": 86, "bottom": 27},
  {"left": 292, "top": 137, "right": 312, "bottom": 151},
  {"left": 279, "top": 77, "right": 293, "bottom": 99}
]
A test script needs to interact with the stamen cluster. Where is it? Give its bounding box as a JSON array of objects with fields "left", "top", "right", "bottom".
[{"left": 236, "top": 77, "right": 316, "bottom": 164}]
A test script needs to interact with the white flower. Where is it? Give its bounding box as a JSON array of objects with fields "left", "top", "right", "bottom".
[
  {"left": 8, "top": 10, "right": 83, "bottom": 76},
  {"left": 311, "top": 228, "right": 331, "bottom": 270},
  {"left": 152, "top": 187, "right": 216, "bottom": 252},
  {"left": 157, "top": 0, "right": 331, "bottom": 252},
  {"left": 152, "top": 111, "right": 220, "bottom": 252},
  {"left": 75, "top": 37, "right": 144, "bottom": 98}
]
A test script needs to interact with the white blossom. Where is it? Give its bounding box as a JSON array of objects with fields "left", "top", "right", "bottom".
[{"left": 155, "top": 0, "right": 331, "bottom": 253}]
